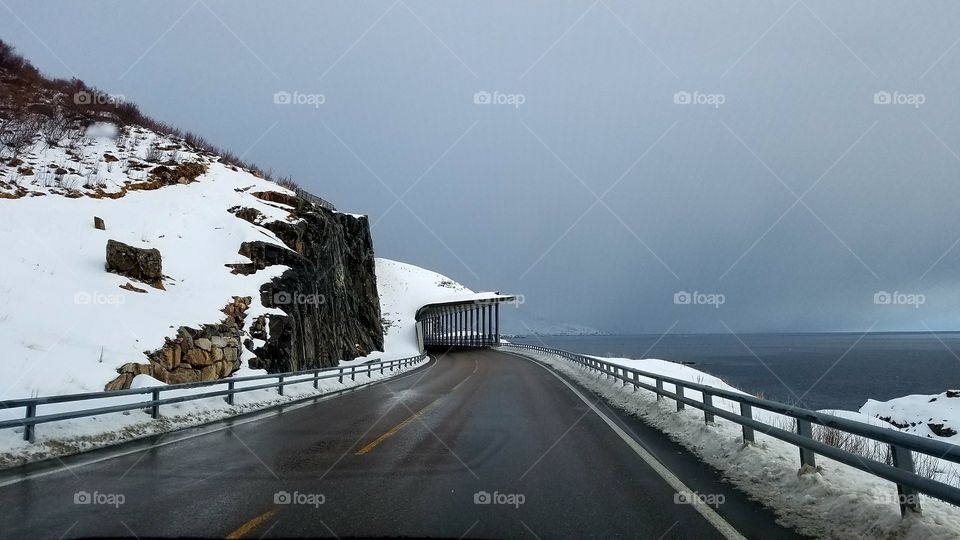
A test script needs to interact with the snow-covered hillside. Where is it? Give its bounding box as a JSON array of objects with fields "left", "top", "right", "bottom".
[
  {"left": 0, "top": 122, "right": 317, "bottom": 398},
  {"left": 370, "top": 258, "right": 506, "bottom": 357}
]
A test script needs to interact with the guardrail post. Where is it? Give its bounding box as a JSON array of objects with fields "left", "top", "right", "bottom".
[
  {"left": 632, "top": 371, "right": 639, "bottom": 390},
  {"left": 676, "top": 384, "right": 685, "bottom": 411},
  {"left": 381, "top": 362, "right": 384, "bottom": 375},
  {"left": 227, "top": 380, "right": 235, "bottom": 405},
  {"left": 656, "top": 378, "right": 663, "bottom": 401},
  {"left": 151, "top": 389, "right": 161, "bottom": 419},
  {"left": 891, "top": 445, "right": 922, "bottom": 516},
  {"left": 24, "top": 404, "right": 36, "bottom": 442},
  {"left": 351, "top": 366, "right": 356, "bottom": 381},
  {"left": 313, "top": 371, "right": 319, "bottom": 389},
  {"left": 278, "top": 375, "right": 284, "bottom": 396},
  {"left": 796, "top": 419, "right": 817, "bottom": 470},
  {"left": 339, "top": 368, "right": 344, "bottom": 384},
  {"left": 740, "top": 403, "right": 754, "bottom": 444},
  {"left": 703, "top": 392, "right": 715, "bottom": 424}
]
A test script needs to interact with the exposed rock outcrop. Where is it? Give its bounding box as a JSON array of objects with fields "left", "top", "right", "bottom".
[
  {"left": 105, "top": 239, "right": 162, "bottom": 287},
  {"left": 102, "top": 191, "right": 384, "bottom": 390},
  {"left": 231, "top": 194, "right": 383, "bottom": 372},
  {"left": 105, "top": 296, "right": 251, "bottom": 390}
]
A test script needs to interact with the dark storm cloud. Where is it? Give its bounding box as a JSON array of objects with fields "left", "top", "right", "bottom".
[{"left": 4, "top": 1, "right": 960, "bottom": 334}]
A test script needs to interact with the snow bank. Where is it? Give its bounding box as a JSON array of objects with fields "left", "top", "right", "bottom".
[{"left": 511, "top": 347, "right": 960, "bottom": 539}]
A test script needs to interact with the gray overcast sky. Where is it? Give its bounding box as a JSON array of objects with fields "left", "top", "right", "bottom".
[{"left": 4, "top": 1, "right": 960, "bottom": 334}]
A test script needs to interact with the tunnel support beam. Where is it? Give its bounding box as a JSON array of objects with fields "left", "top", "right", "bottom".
[{"left": 418, "top": 295, "right": 517, "bottom": 352}]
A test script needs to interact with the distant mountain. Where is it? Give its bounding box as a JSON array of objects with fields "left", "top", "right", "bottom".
[{"left": 501, "top": 314, "right": 609, "bottom": 337}]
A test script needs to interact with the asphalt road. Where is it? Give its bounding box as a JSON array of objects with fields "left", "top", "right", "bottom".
[{"left": 0, "top": 349, "right": 806, "bottom": 539}]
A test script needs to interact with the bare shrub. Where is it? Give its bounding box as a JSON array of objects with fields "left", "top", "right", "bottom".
[
  {"left": 144, "top": 144, "right": 162, "bottom": 163},
  {"left": 276, "top": 174, "right": 299, "bottom": 191},
  {"left": 40, "top": 113, "right": 70, "bottom": 146},
  {"left": 0, "top": 116, "right": 41, "bottom": 151}
]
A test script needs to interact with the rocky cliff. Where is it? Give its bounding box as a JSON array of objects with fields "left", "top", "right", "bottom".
[
  {"left": 233, "top": 190, "right": 384, "bottom": 372},
  {"left": 105, "top": 191, "right": 384, "bottom": 389}
]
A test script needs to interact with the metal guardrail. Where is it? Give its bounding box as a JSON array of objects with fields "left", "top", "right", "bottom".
[
  {"left": 294, "top": 187, "right": 336, "bottom": 211},
  {"left": 502, "top": 343, "right": 960, "bottom": 516},
  {"left": 0, "top": 353, "right": 427, "bottom": 443}
]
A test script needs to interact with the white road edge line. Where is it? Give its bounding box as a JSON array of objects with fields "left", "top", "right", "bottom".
[
  {"left": 0, "top": 356, "right": 438, "bottom": 488},
  {"left": 507, "top": 352, "right": 746, "bottom": 540}
]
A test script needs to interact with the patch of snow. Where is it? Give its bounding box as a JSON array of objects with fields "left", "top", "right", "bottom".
[{"left": 861, "top": 391, "right": 960, "bottom": 444}]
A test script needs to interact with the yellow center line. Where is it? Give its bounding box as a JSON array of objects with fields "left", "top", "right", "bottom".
[
  {"left": 226, "top": 510, "right": 276, "bottom": 539},
  {"left": 354, "top": 371, "right": 474, "bottom": 456},
  {"left": 451, "top": 374, "right": 472, "bottom": 392},
  {"left": 354, "top": 399, "right": 440, "bottom": 456}
]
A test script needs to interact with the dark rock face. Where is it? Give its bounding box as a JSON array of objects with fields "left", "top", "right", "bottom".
[
  {"left": 105, "top": 239, "right": 162, "bottom": 285},
  {"left": 233, "top": 193, "right": 383, "bottom": 372}
]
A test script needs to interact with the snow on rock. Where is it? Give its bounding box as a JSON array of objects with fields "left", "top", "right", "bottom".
[{"left": 861, "top": 391, "right": 960, "bottom": 444}]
